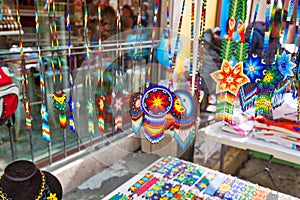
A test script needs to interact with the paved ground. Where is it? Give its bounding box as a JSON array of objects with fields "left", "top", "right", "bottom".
[{"left": 63, "top": 113, "right": 300, "bottom": 199}]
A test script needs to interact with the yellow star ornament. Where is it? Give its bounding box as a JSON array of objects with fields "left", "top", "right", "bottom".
[
  {"left": 211, "top": 60, "right": 249, "bottom": 95},
  {"left": 47, "top": 193, "right": 58, "bottom": 200}
]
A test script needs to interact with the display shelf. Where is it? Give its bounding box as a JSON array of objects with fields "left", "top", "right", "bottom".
[{"left": 0, "top": 30, "right": 23, "bottom": 36}]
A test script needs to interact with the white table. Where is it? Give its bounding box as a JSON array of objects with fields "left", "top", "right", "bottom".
[
  {"left": 103, "top": 156, "right": 299, "bottom": 199},
  {"left": 204, "top": 122, "right": 300, "bottom": 168}
]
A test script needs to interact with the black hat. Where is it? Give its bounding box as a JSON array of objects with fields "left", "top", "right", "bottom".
[{"left": 0, "top": 160, "right": 63, "bottom": 200}]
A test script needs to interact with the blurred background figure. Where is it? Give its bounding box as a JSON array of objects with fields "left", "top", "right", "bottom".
[
  {"left": 141, "top": 2, "right": 149, "bottom": 27},
  {"left": 203, "top": 27, "right": 223, "bottom": 69},
  {"left": 101, "top": 0, "right": 111, "bottom": 9},
  {"left": 245, "top": 21, "right": 266, "bottom": 57},
  {"left": 100, "top": 5, "right": 117, "bottom": 40},
  {"left": 121, "top": 4, "right": 135, "bottom": 32}
]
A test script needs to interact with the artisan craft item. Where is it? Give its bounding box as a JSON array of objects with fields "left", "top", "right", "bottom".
[
  {"left": 0, "top": 160, "right": 62, "bottom": 200},
  {"left": 214, "top": 176, "right": 236, "bottom": 198},
  {"left": 211, "top": 61, "right": 249, "bottom": 96},
  {"left": 223, "top": 179, "right": 247, "bottom": 199},
  {"left": 96, "top": 0, "right": 105, "bottom": 133},
  {"left": 47, "top": 0, "right": 68, "bottom": 129},
  {"left": 130, "top": 92, "right": 143, "bottom": 134},
  {"left": 212, "top": 0, "right": 249, "bottom": 123},
  {"left": 15, "top": 0, "right": 31, "bottom": 130},
  {"left": 34, "top": 1, "right": 50, "bottom": 144},
  {"left": 239, "top": 83, "right": 257, "bottom": 111},
  {"left": 53, "top": 92, "right": 68, "bottom": 128},
  {"left": 66, "top": 0, "right": 76, "bottom": 133},
  {"left": 240, "top": 53, "right": 265, "bottom": 111},
  {"left": 111, "top": 0, "right": 124, "bottom": 132},
  {"left": 171, "top": 90, "right": 197, "bottom": 149},
  {"left": 193, "top": 0, "right": 207, "bottom": 100},
  {"left": 0, "top": 0, "right": 2, "bottom": 20},
  {"left": 141, "top": 85, "right": 174, "bottom": 143},
  {"left": 83, "top": 0, "right": 94, "bottom": 136},
  {"left": 129, "top": 0, "right": 152, "bottom": 134},
  {"left": 141, "top": 85, "right": 174, "bottom": 119},
  {"left": 169, "top": 0, "right": 185, "bottom": 90}
]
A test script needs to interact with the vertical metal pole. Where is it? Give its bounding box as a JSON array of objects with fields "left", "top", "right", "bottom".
[
  {"left": 63, "top": 129, "right": 67, "bottom": 157},
  {"left": 7, "top": 117, "right": 15, "bottom": 161},
  {"left": 48, "top": 142, "right": 52, "bottom": 164},
  {"left": 76, "top": 101, "right": 81, "bottom": 151},
  {"left": 220, "top": 144, "right": 225, "bottom": 172}
]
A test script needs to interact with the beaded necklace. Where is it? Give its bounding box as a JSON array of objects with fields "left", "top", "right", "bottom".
[
  {"left": 66, "top": 0, "right": 76, "bottom": 133},
  {"left": 96, "top": 0, "right": 105, "bottom": 133},
  {"left": 113, "top": 0, "right": 123, "bottom": 132},
  {"left": 0, "top": 171, "right": 57, "bottom": 200},
  {"left": 35, "top": 0, "right": 50, "bottom": 143},
  {"left": 47, "top": 0, "right": 68, "bottom": 130},
  {"left": 83, "top": 0, "right": 94, "bottom": 136},
  {"left": 169, "top": 0, "right": 186, "bottom": 90},
  {"left": 196, "top": 0, "right": 207, "bottom": 102},
  {"left": 14, "top": 0, "right": 32, "bottom": 130}
]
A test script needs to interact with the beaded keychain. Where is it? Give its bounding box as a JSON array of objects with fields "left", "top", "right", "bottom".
[
  {"left": 211, "top": 0, "right": 250, "bottom": 123},
  {"left": 66, "top": 0, "right": 76, "bottom": 134},
  {"left": 96, "top": 0, "right": 105, "bottom": 133}
]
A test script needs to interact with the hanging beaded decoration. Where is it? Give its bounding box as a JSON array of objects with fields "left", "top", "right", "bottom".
[
  {"left": 240, "top": 1, "right": 263, "bottom": 111},
  {"left": 195, "top": 0, "right": 207, "bottom": 102},
  {"left": 47, "top": 0, "right": 68, "bottom": 128},
  {"left": 211, "top": 0, "right": 250, "bottom": 123},
  {"left": 83, "top": 0, "right": 94, "bottom": 136},
  {"left": 35, "top": 1, "right": 50, "bottom": 142},
  {"left": 66, "top": 0, "right": 76, "bottom": 133},
  {"left": 130, "top": 0, "right": 159, "bottom": 135},
  {"left": 172, "top": 0, "right": 197, "bottom": 149},
  {"left": 169, "top": 0, "right": 185, "bottom": 90},
  {"left": 96, "top": 0, "right": 105, "bottom": 133},
  {"left": 140, "top": 0, "right": 173, "bottom": 143},
  {"left": 172, "top": 90, "right": 197, "bottom": 149},
  {"left": 112, "top": 0, "right": 123, "bottom": 132},
  {"left": 15, "top": 0, "right": 32, "bottom": 130},
  {"left": 141, "top": 85, "right": 174, "bottom": 143},
  {"left": 253, "top": 0, "right": 274, "bottom": 116},
  {"left": 295, "top": 0, "right": 300, "bottom": 122},
  {"left": 255, "top": 0, "right": 295, "bottom": 117},
  {"left": 272, "top": 0, "right": 297, "bottom": 112}
]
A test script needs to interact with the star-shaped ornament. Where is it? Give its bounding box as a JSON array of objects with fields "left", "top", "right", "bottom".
[
  {"left": 243, "top": 54, "right": 266, "bottom": 83},
  {"left": 277, "top": 51, "right": 296, "bottom": 80},
  {"left": 211, "top": 60, "right": 249, "bottom": 95}
]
